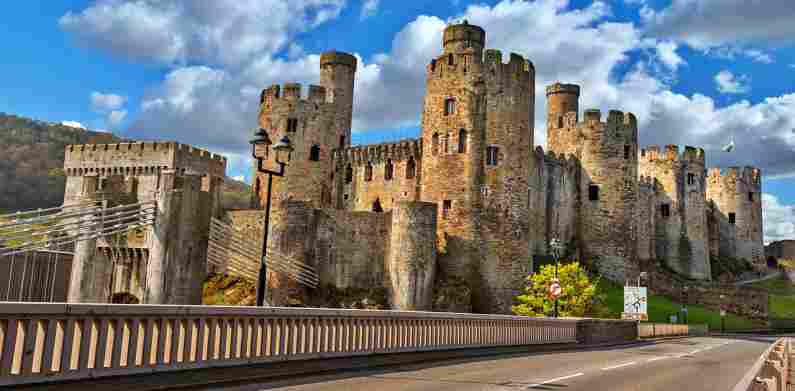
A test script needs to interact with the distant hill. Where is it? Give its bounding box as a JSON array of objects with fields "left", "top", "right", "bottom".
[
  {"left": 0, "top": 113, "right": 252, "bottom": 213},
  {"left": 0, "top": 113, "right": 121, "bottom": 212}
]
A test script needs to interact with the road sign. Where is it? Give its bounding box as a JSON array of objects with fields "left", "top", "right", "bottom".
[
  {"left": 548, "top": 280, "right": 562, "bottom": 299},
  {"left": 623, "top": 286, "right": 647, "bottom": 318}
]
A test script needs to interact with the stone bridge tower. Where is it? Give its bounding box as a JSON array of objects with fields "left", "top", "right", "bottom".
[{"left": 62, "top": 142, "right": 226, "bottom": 304}]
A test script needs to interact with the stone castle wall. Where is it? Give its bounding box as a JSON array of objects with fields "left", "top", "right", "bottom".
[
  {"left": 707, "top": 167, "right": 764, "bottom": 267},
  {"left": 246, "top": 21, "right": 765, "bottom": 315},
  {"left": 767, "top": 240, "right": 795, "bottom": 260},
  {"left": 639, "top": 145, "right": 710, "bottom": 280}
]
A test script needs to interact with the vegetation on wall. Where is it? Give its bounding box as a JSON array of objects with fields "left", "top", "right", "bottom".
[{"left": 710, "top": 255, "right": 754, "bottom": 281}]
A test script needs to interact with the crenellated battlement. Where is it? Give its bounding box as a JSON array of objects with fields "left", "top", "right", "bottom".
[
  {"left": 482, "top": 49, "right": 533, "bottom": 82},
  {"left": 640, "top": 144, "right": 705, "bottom": 165},
  {"left": 533, "top": 146, "right": 579, "bottom": 170},
  {"left": 638, "top": 175, "right": 656, "bottom": 189},
  {"left": 64, "top": 141, "right": 227, "bottom": 178},
  {"left": 545, "top": 83, "right": 580, "bottom": 97},
  {"left": 708, "top": 166, "right": 762, "bottom": 187},
  {"left": 260, "top": 83, "right": 330, "bottom": 106},
  {"left": 320, "top": 50, "right": 358, "bottom": 71},
  {"left": 334, "top": 138, "right": 422, "bottom": 165}
]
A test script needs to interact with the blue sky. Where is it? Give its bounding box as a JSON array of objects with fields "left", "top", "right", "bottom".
[{"left": 1, "top": 0, "right": 794, "bottom": 242}]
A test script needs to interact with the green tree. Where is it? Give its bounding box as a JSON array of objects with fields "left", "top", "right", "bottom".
[{"left": 512, "top": 261, "right": 600, "bottom": 317}]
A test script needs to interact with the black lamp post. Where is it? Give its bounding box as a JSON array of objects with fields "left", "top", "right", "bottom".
[
  {"left": 681, "top": 285, "right": 689, "bottom": 324},
  {"left": 250, "top": 128, "right": 293, "bottom": 307},
  {"left": 720, "top": 294, "right": 726, "bottom": 333},
  {"left": 550, "top": 238, "right": 564, "bottom": 318}
]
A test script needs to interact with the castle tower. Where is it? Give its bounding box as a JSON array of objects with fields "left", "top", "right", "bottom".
[
  {"left": 256, "top": 50, "right": 357, "bottom": 209},
  {"left": 546, "top": 83, "right": 580, "bottom": 148},
  {"left": 419, "top": 21, "right": 487, "bottom": 310},
  {"left": 479, "top": 48, "right": 535, "bottom": 313},
  {"left": 546, "top": 100, "right": 640, "bottom": 282},
  {"left": 442, "top": 20, "right": 485, "bottom": 57},
  {"left": 639, "top": 145, "right": 711, "bottom": 280},
  {"left": 706, "top": 166, "right": 764, "bottom": 267}
]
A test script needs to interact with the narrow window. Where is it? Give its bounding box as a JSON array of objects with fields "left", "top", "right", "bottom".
[
  {"left": 385, "top": 159, "right": 393, "bottom": 181},
  {"left": 406, "top": 156, "right": 416, "bottom": 179},
  {"left": 345, "top": 164, "right": 353, "bottom": 183},
  {"left": 287, "top": 118, "right": 298, "bottom": 133},
  {"left": 443, "top": 133, "right": 450, "bottom": 154},
  {"left": 442, "top": 200, "right": 452, "bottom": 219},
  {"left": 458, "top": 129, "right": 467, "bottom": 153},
  {"left": 339, "top": 135, "right": 346, "bottom": 148},
  {"left": 365, "top": 162, "right": 373, "bottom": 182},
  {"left": 588, "top": 184, "right": 599, "bottom": 201},
  {"left": 748, "top": 192, "right": 754, "bottom": 202},
  {"left": 624, "top": 145, "right": 631, "bottom": 160},
  {"left": 661, "top": 204, "right": 670, "bottom": 217},
  {"left": 687, "top": 173, "right": 695, "bottom": 185},
  {"left": 372, "top": 199, "right": 383, "bottom": 213},
  {"left": 448, "top": 54, "right": 454, "bottom": 66},
  {"left": 255, "top": 177, "right": 261, "bottom": 197},
  {"left": 557, "top": 116, "right": 563, "bottom": 128},
  {"left": 444, "top": 98, "right": 456, "bottom": 116},
  {"left": 486, "top": 146, "right": 499, "bottom": 166},
  {"left": 309, "top": 145, "right": 320, "bottom": 161},
  {"left": 432, "top": 133, "right": 439, "bottom": 155},
  {"left": 729, "top": 213, "right": 736, "bottom": 225}
]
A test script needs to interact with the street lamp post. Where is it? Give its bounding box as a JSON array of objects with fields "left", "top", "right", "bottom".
[
  {"left": 720, "top": 294, "right": 726, "bottom": 333},
  {"left": 550, "top": 238, "right": 564, "bottom": 318},
  {"left": 250, "top": 128, "right": 294, "bottom": 307},
  {"left": 682, "top": 285, "right": 689, "bottom": 324}
]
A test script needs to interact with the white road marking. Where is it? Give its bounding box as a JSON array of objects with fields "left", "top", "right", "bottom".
[
  {"left": 601, "top": 361, "right": 637, "bottom": 371},
  {"left": 647, "top": 356, "right": 668, "bottom": 362},
  {"left": 526, "top": 373, "right": 585, "bottom": 389}
]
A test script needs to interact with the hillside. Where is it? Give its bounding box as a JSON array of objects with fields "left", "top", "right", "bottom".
[
  {"left": 0, "top": 113, "right": 121, "bottom": 212},
  {"left": 0, "top": 113, "right": 253, "bottom": 213}
]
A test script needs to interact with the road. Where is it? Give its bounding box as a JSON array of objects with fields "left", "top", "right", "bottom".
[{"left": 207, "top": 336, "right": 775, "bottom": 391}]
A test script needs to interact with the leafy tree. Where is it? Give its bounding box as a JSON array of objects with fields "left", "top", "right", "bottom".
[{"left": 512, "top": 261, "right": 600, "bottom": 317}]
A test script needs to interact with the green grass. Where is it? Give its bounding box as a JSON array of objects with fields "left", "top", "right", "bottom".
[
  {"left": 749, "top": 275, "right": 795, "bottom": 319},
  {"left": 596, "top": 278, "right": 760, "bottom": 331}
]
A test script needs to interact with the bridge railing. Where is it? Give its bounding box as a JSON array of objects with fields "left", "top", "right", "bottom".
[
  {"left": 0, "top": 302, "right": 578, "bottom": 386},
  {"left": 638, "top": 322, "right": 705, "bottom": 338}
]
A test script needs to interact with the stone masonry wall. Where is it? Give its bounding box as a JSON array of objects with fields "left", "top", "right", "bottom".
[
  {"left": 639, "top": 145, "right": 710, "bottom": 280},
  {"left": 706, "top": 167, "right": 764, "bottom": 267}
]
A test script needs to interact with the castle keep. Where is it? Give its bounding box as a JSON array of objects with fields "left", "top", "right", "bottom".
[{"left": 253, "top": 21, "right": 764, "bottom": 314}]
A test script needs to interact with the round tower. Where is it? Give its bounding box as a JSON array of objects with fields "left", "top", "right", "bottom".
[
  {"left": 442, "top": 20, "right": 485, "bottom": 57},
  {"left": 639, "top": 145, "right": 710, "bottom": 280},
  {"left": 388, "top": 201, "right": 438, "bottom": 310},
  {"left": 255, "top": 51, "right": 356, "bottom": 210},
  {"left": 419, "top": 21, "right": 487, "bottom": 310},
  {"left": 480, "top": 47, "right": 535, "bottom": 313},
  {"left": 545, "top": 83, "right": 580, "bottom": 153},
  {"left": 320, "top": 51, "right": 357, "bottom": 150},
  {"left": 576, "top": 109, "right": 639, "bottom": 282}
]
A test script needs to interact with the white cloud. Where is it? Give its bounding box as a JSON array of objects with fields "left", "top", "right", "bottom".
[
  {"left": 90, "top": 91, "right": 126, "bottom": 112},
  {"left": 360, "top": 0, "right": 379, "bottom": 20},
  {"left": 642, "top": 0, "right": 795, "bottom": 49},
  {"left": 60, "top": 0, "right": 347, "bottom": 66},
  {"left": 231, "top": 175, "right": 245, "bottom": 182},
  {"left": 744, "top": 49, "right": 773, "bottom": 64},
  {"left": 714, "top": 70, "right": 750, "bottom": 94},
  {"left": 763, "top": 193, "right": 795, "bottom": 244},
  {"left": 61, "top": 120, "right": 85, "bottom": 129},
  {"left": 107, "top": 110, "right": 127, "bottom": 127},
  {"left": 655, "top": 41, "right": 684, "bottom": 70}
]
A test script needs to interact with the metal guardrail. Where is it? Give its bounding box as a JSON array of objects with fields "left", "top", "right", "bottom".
[{"left": 0, "top": 302, "right": 578, "bottom": 386}]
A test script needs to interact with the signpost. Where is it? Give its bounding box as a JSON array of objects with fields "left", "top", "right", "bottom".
[
  {"left": 622, "top": 286, "right": 648, "bottom": 321},
  {"left": 548, "top": 278, "right": 562, "bottom": 318}
]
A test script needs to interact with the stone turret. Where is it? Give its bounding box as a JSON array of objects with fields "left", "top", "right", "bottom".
[{"left": 707, "top": 166, "right": 764, "bottom": 267}]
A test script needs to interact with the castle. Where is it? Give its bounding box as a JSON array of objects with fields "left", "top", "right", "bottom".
[{"left": 252, "top": 21, "right": 764, "bottom": 314}]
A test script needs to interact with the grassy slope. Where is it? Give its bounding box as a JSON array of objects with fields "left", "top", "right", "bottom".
[
  {"left": 749, "top": 275, "right": 795, "bottom": 318},
  {"left": 597, "top": 279, "right": 760, "bottom": 330}
]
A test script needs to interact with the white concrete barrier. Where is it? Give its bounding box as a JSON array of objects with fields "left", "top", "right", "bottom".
[
  {"left": 638, "top": 323, "right": 696, "bottom": 338},
  {"left": 0, "top": 302, "right": 578, "bottom": 386}
]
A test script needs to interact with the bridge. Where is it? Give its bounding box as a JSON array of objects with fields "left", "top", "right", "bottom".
[{"left": 0, "top": 302, "right": 787, "bottom": 390}]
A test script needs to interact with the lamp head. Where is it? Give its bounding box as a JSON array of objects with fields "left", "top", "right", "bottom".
[
  {"left": 273, "top": 136, "right": 294, "bottom": 163},
  {"left": 250, "top": 128, "right": 272, "bottom": 146}
]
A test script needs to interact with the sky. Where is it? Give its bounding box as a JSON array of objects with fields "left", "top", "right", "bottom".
[{"left": 1, "top": 0, "right": 794, "bottom": 244}]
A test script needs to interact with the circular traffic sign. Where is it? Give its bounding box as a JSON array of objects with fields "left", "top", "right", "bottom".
[{"left": 548, "top": 281, "right": 562, "bottom": 299}]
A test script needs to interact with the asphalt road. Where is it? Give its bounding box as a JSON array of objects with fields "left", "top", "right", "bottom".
[{"left": 209, "top": 336, "right": 776, "bottom": 391}]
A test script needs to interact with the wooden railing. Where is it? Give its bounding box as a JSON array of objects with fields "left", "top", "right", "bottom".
[{"left": 0, "top": 303, "right": 578, "bottom": 386}]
